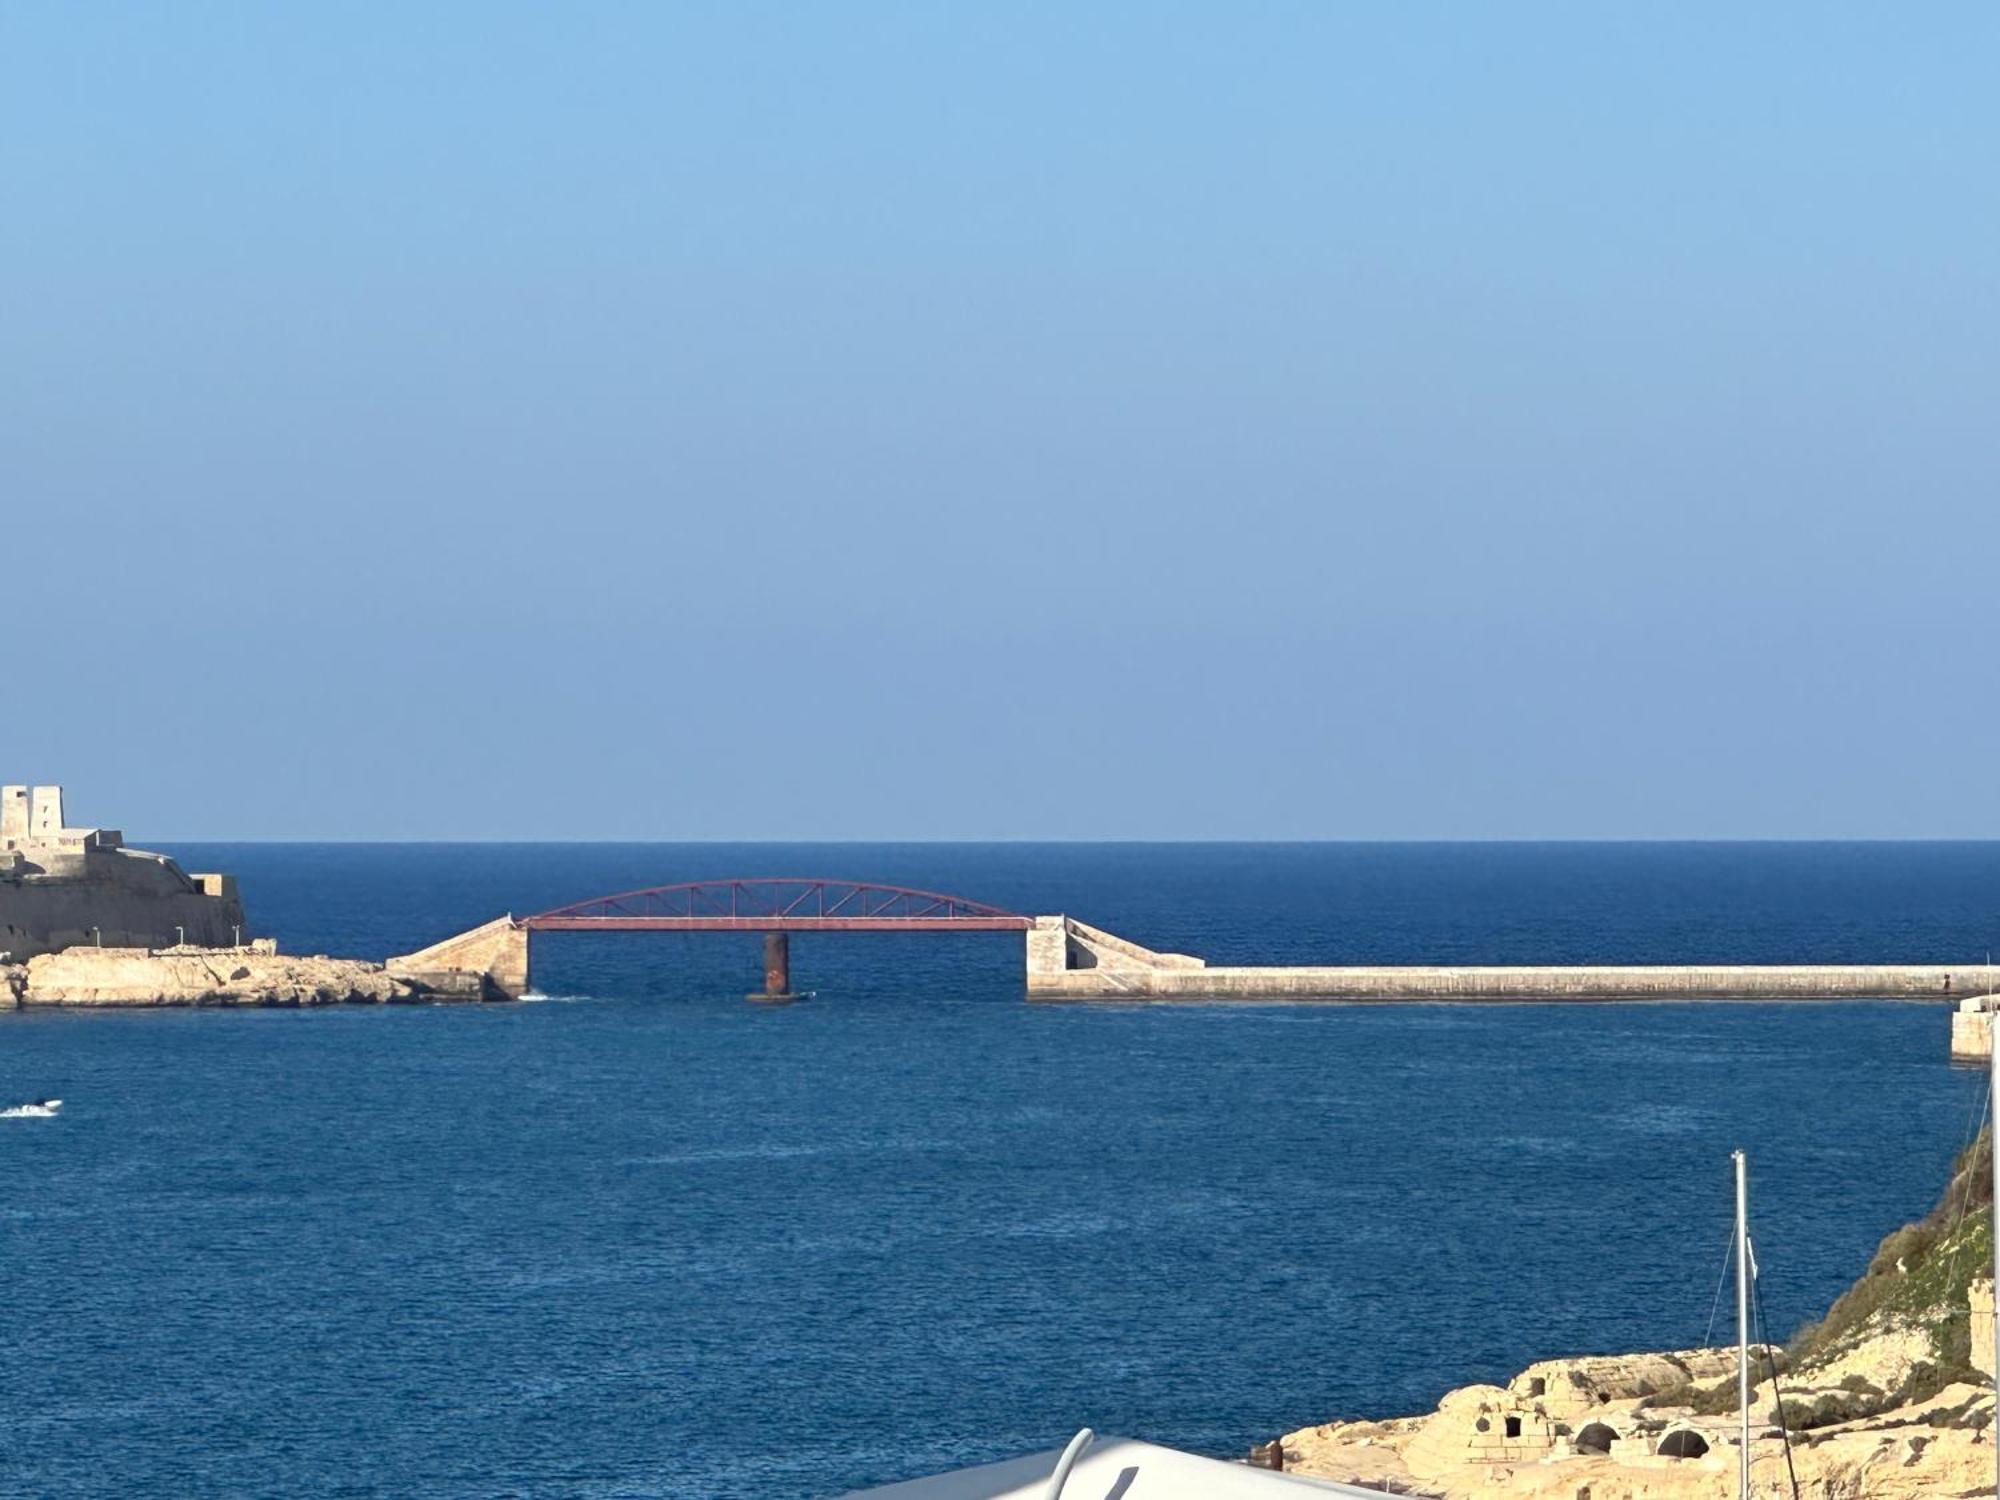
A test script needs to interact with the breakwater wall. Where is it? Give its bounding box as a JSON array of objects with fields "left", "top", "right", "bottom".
[{"left": 1025, "top": 917, "right": 2000, "bottom": 1003}]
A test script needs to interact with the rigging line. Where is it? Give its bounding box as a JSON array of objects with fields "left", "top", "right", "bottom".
[
  {"left": 1952, "top": 1070, "right": 1992, "bottom": 1229},
  {"left": 1703, "top": 1225, "right": 1738, "bottom": 1350},
  {"left": 1932, "top": 1069, "right": 1993, "bottom": 1340},
  {"left": 1750, "top": 1259, "right": 1804, "bottom": 1500}
]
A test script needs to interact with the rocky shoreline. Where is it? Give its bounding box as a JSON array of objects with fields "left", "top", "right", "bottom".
[
  {"left": 2, "top": 944, "right": 494, "bottom": 1007},
  {"left": 1274, "top": 1136, "right": 1999, "bottom": 1499},
  {"left": 1279, "top": 1343, "right": 1990, "bottom": 1499}
]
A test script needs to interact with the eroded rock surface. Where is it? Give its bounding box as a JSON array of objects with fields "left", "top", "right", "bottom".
[
  {"left": 1281, "top": 1339, "right": 1992, "bottom": 1499},
  {"left": 17, "top": 946, "right": 420, "bottom": 1006},
  {"left": 1280, "top": 1128, "right": 2000, "bottom": 1498}
]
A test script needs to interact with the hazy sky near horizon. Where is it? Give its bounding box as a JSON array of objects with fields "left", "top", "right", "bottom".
[{"left": 4, "top": 4, "right": 1996, "bottom": 840}]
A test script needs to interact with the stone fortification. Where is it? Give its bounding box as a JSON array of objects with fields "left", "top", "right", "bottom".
[
  {"left": 0, "top": 783, "right": 245, "bottom": 961},
  {"left": 0, "top": 783, "right": 510, "bottom": 1005}
]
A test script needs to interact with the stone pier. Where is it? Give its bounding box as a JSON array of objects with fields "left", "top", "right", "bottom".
[{"left": 1026, "top": 916, "right": 2000, "bottom": 1004}]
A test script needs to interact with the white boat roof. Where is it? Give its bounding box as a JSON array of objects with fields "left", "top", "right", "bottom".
[{"left": 840, "top": 1436, "right": 1392, "bottom": 1498}]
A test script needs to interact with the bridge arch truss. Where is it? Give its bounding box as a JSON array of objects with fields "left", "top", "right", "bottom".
[{"left": 520, "top": 878, "right": 1033, "bottom": 933}]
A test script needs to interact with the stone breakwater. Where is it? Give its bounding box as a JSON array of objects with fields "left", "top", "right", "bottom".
[
  {"left": 1026, "top": 918, "right": 2000, "bottom": 1003},
  {"left": 2, "top": 945, "right": 498, "bottom": 1007}
]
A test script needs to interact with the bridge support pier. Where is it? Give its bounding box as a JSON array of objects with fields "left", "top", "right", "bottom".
[{"left": 750, "top": 932, "right": 800, "bottom": 1004}]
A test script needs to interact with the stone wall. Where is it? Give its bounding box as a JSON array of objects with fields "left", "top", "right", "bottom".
[
  {"left": 0, "top": 846, "right": 246, "bottom": 961},
  {"left": 1026, "top": 916, "right": 1069, "bottom": 985},
  {"left": 1061, "top": 917, "right": 1207, "bottom": 972},
  {"left": 387, "top": 916, "right": 530, "bottom": 1000},
  {"left": 1026, "top": 920, "right": 2000, "bottom": 1002},
  {"left": 1951, "top": 997, "right": 1998, "bottom": 1061}
]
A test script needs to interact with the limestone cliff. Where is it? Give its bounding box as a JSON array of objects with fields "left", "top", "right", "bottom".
[{"left": 1279, "top": 1133, "right": 1999, "bottom": 1499}]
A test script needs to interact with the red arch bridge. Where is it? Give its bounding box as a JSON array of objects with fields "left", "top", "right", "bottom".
[
  {"left": 382, "top": 881, "right": 1994, "bottom": 1007},
  {"left": 403, "top": 879, "right": 1039, "bottom": 1002}
]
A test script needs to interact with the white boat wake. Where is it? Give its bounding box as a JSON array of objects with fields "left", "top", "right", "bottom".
[{"left": 2, "top": 1098, "right": 62, "bottom": 1119}]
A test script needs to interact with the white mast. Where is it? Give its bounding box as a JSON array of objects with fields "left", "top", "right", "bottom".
[
  {"left": 1735, "top": 1148, "right": 1751, "bottom": 1500},
  {"left": 1989, "top": 1028, "right": 1998, "bottom": 1500}
]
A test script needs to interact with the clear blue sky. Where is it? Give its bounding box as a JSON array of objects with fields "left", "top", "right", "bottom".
[{"left": 4, "top": 3, "right": 1994, "bottom": 839}]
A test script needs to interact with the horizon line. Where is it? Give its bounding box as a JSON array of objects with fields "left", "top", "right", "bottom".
[{"left": 145, "top": 834, "right": 2000, "bottom": 846}]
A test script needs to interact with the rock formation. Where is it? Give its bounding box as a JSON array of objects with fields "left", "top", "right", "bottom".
[
  {"left": 5, "top": 944, "right": 488, "bottom": 1006},
  {"left": 1277, "top": 1133, "right": 1999, "bottom": 1499}
]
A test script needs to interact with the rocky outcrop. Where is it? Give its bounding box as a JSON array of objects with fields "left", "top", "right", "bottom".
[
  {"left": 1281, "top": 1351, "right": 1991, "bottom": 1499},
  {"left": 14, "top": 945, "right": 436, "bottom": 1006},
  {"left": 1277, "top": 1133, "right": 2000, "bottom": 1499}
]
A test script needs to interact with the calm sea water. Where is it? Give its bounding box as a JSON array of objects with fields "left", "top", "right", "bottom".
[{"left": 5, "top": 842, "right": 1999, "bottom": 1498}]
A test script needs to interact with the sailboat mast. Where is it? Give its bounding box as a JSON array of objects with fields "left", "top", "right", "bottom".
[
  {"left": 1989, "top": 1031, "right": 1998, "bottom": 1500},
  {"left": 1736, "top": 1148, "right": 1751, "bottom": 1500}
]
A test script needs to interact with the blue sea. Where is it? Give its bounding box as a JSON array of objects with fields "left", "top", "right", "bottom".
[{"left": 5, "top": 842, "right": 2000, "bottom": 1498}]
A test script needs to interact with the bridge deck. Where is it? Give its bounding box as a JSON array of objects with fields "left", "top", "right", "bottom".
[{"left": 522, "top": 915, "right": 1032, "bottom": 933}]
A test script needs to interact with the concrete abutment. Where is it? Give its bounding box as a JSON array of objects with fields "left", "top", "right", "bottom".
[{"left": 388, "top": 916, "right": 530, "bottom": 1000}]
